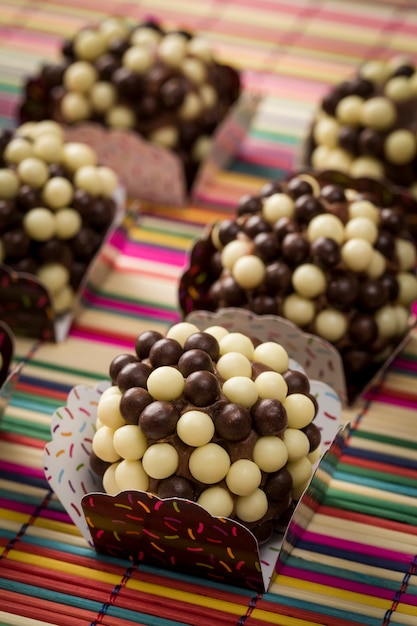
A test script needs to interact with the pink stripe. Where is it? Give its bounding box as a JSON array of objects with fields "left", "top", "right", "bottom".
[
  {"left": 281, "top": 565, "right": 397, "bottom": 602},
  {"left": 110, "top": 231, "right": 186, "bottom": 266},
  {"left": 81, "top": 290, "right": 180, "bottom": 321},
  {"left": 364, "top": 391, "right": 417, "bottom": 409},
  {"left": 291, "top": 524, "right": 414, "bottom": 563},
  {"left": 0, "top": 461, "right": 45, "bottom": 482}
]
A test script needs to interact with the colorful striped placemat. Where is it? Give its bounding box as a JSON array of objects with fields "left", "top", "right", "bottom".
[{"left": 1, "top": 1, "right": 417, "bottom": 624}]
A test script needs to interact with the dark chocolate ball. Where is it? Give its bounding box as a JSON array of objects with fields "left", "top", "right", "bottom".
[
  {"left": 109, "top": 353, "right": 138, "bottom": 383},
  {"left": 321, "top": 184, "right": 346, "bottom": 204},
  {"left": 242, "top": 214, "right": 271, "bottom": 238},
  {"left": 217, "top": 219, "right": 241, "bottom": 246},
  {"left": 254, "top": 232, "right": 281, "bottom": 262},
  {"left": 311, "top": 236, "right": 341, "bottom": 268},
  {"left": 184, "top": 370, "right": 220, "bottom": 407},
  {"left": 301, "top": 422, "right": 322, "bottom": 453},
  {"left": 358, "top": 128, "right": 384, "bottom": 158},
  {"left": 251, "top": 398, "right": 287, "bottom": 436},
  {"left": 326, "top": 270, "right": 359, "bottom": 310},
  {"left": 338, "top": 126, "right": 359, "bottom": 153},
  {"left": 117, "top": 361, "right": 152, "bottom": 392},
  {"left": 283, "top": 369, "right": 310, "bottom": 394},
  {"left": 273, "top": 217, "right": 299, "bottom": 241},
  {"left": 281, "top": 233, "right": 310, "bottom": 265},
  {"left": 349, "top": 313, "right": 378, "bottom": 346},
  {"left": 135, "top": 330, "right": 164, "bottom": 359},
  {"left": 294, "top": 194, "right": 324, "bottom": 224},
  {"left": 237, "top": 194, "right": 262, "bottom": 216},
  {"left": 139, "top": 400, "right": 180, "bottom": 439},
  {"left": 265, "top": 260, "right": 292, "bottom": 293},
  {"left": 214, "top": 403, "right": 252, "bottom": 441},
  {"left": 119, "top": 387, "right": 153, "bottom": 425},
  {"left": 287, "top": 176, "right": 314, "bottom": 199},
  {"left": 158, "top": 476, "right": 194, "bottom": 500},
  {"left": 160, "top": 77, "right": 187, "bottom": 109},
  {"left": 264, "top": 468, "right": 293, "bottom": 500},
  {"left": 177, "top": 349, "right": 214, "bottom": 377},
  {"left": 358, "top": 278, "right": 389, "bottom": 312},
  {"left": 149, "top": 337, "right": 183, "bottom": 367},
  {"left": 184, "top": 332, "right": 220, "bottom": 360}
]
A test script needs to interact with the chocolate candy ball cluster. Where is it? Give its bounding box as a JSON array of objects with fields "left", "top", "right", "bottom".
[
  {"left": 305, "top": 57, "right": 417, "bottom": 196},
  {"left": 0, "top": 120, "right": 118, "bottom": 313},
  {"left": 90, "top": 321, "right": 322, "bottom": 542},
  {"left": 180, "top": 173, "right": 417, "bottom": 401},
  {"left": 18, "top": 17, "right": 240, "bottom": 188}
]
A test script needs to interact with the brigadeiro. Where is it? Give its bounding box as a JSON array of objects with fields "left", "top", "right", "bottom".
[
  {"left": 89, "top": 321, "right": 323, "bottom": 543},
  {"left": 0, "top": 120, "right": 119, "bottom": 315},
  {"left": 178, "top": 171, "right": 417, "bottom": 403},
  {"left": 18, "top": 16, "right": 241, "bottom": 189},
  {"left": 303, "top": 57, "right": 417, "bottom": 198}
]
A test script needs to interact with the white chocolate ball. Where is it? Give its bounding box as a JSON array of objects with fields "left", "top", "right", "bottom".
[
  {"left": 197, "top": 487, "right": 234, "bottom": 518},
  {"left": 42, "top": 177, "right": 74, "bottom": 210},
  {"left": 222, "top": 376, "right": 258, "bottom": 408},
  {"left": 219, "top": 332, "right": 254, "bottom": 359},
  {"left": 142, "top": 443, "right": 179, "bottom": 479},
  {"left": 146, "top": 366, "right": 184, "bottom": 401},
  {"left": 262, "top": 193, "right": 295, "bottom": 222},
  {"left": 64, "top": 61, "right": 98, "bottom": 92},
  {"left": 361, "top": 97, "right": 397, "bottom": 131},
  {"left": 17, "top": 157, "right": 49, "bottom": 188},
  {"left": 252, "top": 436, "right": 288, "bottom": 472},
  {"left": 253, "top": 341, "right": 289, "bottom": 373},
  {"left": 341, "top": 238, "right": 374, "bottom": 272},
  {"left": 235, "top": 489, "right": 268, "bottom": 523},
  {"left": 23, "top": 208, "right": 55, "bottom": 241},
  {"left": 283, "top": 428, "right": 310, "bottom": 462},
  {"left": 254, "top": 371, "right": 288, "bottom": 401},
  {"left": 92, "top": 426, "right": 120, "bottom": 463},
  {"left": 314, "top": 308, "right": 348, "bottom": 343},
  {"left": 284, "top": 393, "right": 316, "bottom": 429},
  {"left": 97, "top": 392, "right": 125, "bottom": 429},
  {"left": 115, "top": 459, "right": 149, "bottom": 491},
  {"left": 189, "top": 443, "right": 231, "bottom": 483},
  {"left": 292, "top": 263, "right": 327, "bottom": 298},
  {"left": 232, "top": 255, "right": 266, "bottom": 289},
  {"left": 176, "top": 410, "right": 215, "bottom": 446},
  {"left": 166, "top": 321, "right": 199, "bottom": 346},
  {"left": 307, "top": 213, "right": 345, "bottom": 244},
  {"left": 0, "top": 168, "right": 19, "bottom": 199},
  {"left": 113, "top": 424, "right": 148, "bottom": 460},
  {"left": 225, "top": 459, "right": 262, "bottom": 496},
  {"left": 55, "top": 208, "right": 82, "bottom": 239},
  {"left": 282, "top": 293, "right": 316, "bottom": 326},
  {"left": 216, "top": 352, "right": 252, "bottom": 379}
]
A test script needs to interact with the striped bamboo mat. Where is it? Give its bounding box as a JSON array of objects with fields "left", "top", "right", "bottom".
[{"left": 1, "top": 1, "right": 417, "bottom": 624}]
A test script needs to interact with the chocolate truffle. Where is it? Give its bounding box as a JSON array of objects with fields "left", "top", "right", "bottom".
[
  {"left": 91, "top": 322, "right": 322, "bottom": 542},
  {"left": 305, "top": 57, "right": 417, "bottom": 199},
  {"left": 0, "top": 120, "right": 119, "bottom": 315},
  {"left": 179, "top": 171, "right": 417, "bottom": 402},
  {"left": 18, "top": 17, "right": 241, "bottom": 189}
]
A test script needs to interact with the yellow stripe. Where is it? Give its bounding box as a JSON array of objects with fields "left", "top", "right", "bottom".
[{"left": 273, "top": 575, "right": 390, "bottom": 610}]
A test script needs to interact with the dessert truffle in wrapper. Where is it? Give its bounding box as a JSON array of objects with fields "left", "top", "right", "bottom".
[
  {"left": 0, "top": 120, "right": 122, "bottom": 341},
  {"left": 43, "top": 312, "right": 341, "bottom": 591},
  {"left": 18, "top": 16, "right": 241, "bottom": 191},
  {"left": 179, "top": 170, "right": 417, "bottom": 404},
  {"left": 89, "top": 321, "right": 326, "bottom": 544},
  {"left": 303, "top": 57, "right": 417, "bottom": 205}
]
